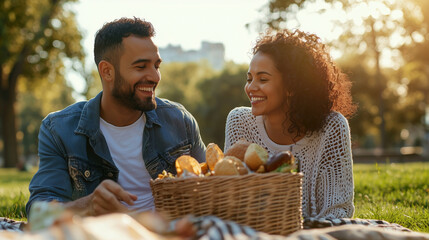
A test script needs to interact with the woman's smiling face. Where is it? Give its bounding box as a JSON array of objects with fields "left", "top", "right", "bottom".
[{"left": 245, "top": 52, "right": 287, "bottom": 117}]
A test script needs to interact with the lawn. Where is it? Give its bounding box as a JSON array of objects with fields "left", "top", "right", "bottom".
[
  {"left": 353, "top": 162, "right": 429, "bottom": 232},
  {"left": 1, "top": 162, "right": 428, "bottom": 232}
]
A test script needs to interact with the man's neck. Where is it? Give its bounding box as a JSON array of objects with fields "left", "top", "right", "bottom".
[{"left": 100, "top": 95, "right": 142, "bottom": 127}]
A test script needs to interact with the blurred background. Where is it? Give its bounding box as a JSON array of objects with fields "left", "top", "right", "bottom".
[{"left": 0, "top": 0, "right": 428, "bottom": 169}]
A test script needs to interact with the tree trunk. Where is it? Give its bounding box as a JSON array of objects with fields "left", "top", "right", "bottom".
[
  {"left": 0, "top": 46, "right": 28, "bottom": 168},
  {"left": 0, "top": 91, "right": 18, "bottom": 168},
  {"left": 370, "top": 18, "right": 387, "bottom": 149},
  {"left": 0, "top": 0, "right": 61, "bottom": 168}
]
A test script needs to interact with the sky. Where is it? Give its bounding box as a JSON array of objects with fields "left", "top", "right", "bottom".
[
  {"left": 71, "top": 0, "right": 266, "bottom": 64},
  {"left": 68, "top": 0, "right": 339, "bottom": 95}
]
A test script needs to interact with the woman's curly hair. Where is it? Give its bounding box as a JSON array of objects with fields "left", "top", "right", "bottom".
[{"left": 252, "top": 29, "right": 357, "bottom": 137}]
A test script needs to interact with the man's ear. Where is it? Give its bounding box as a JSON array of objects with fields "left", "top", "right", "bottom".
[{"left": 98, "top": 60, "right": 115, "bottom": 82}]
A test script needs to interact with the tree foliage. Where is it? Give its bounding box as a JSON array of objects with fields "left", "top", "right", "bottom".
[
  {"left": 157, "top": 61, "right": 216, "bottom": 114},
  {"left": 196, "top": 62, "right": 249, "bottom": 149},
  {"left": 0, "top": 0, "right": 85, "bottom": 167},
  {"left": 251, "top": 0, "right": 429, "bottom": 149},
  {"left": 157, "top": 61, "right": 249, "bottom": 149},
  {"left": 17, "top": 71, "right": 75, "bottom": 165}
]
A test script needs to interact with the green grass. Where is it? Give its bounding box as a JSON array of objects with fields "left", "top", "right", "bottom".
[
  {"left": 353, "top": 162, "right": 429, "bottom": 232},
  {"left": 0, "top": 163, "right": 428, "bottom": 233},
  {"left": 0, "top": 168, "right": 34, "bottom": 221}
]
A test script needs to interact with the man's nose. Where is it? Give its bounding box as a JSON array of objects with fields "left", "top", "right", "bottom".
[{"left": 148, "top": 67, "right": 161, "bottom": 83}]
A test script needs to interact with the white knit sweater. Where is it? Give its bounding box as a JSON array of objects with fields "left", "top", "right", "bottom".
[{"left": 224, "top": 107, "right": 354, "bottom": 219}]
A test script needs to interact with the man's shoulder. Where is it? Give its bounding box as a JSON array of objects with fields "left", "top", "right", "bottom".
[
  {"left": 155, "top": 98, "right": 189, "bottom": 114},
  {"left": 43, "top": 101, "right": 87, "bottom": 123}
]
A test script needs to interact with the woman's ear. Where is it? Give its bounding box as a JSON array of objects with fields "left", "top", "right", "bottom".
[{"left": 98, "top": 60, "right": 115, "bottom": 83}]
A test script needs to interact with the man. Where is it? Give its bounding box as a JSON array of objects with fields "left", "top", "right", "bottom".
[{"left": 26, "top": 17, "right": 206, "bottom": 217}]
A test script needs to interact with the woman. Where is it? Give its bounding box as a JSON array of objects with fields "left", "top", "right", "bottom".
[{"left": 224, "top": 29, "right": 357, "bottom": 219}]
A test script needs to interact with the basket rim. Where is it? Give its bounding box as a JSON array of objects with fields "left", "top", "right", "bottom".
[{"left": 150, "top": 171, "right": 303, "bottom": 184}]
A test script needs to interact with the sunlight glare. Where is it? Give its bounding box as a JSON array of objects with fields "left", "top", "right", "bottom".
[
  {"left": 390, "top": 9, "right": 403, "bottom": 21},
  {"left": 390, "top": 32, "right": 404, "bottom": 48},
  {"left": 368, "top": 1, "right": 391, "bottom": 19},
  {"left": 380, "top": 48, "right": 403, "bottom": 70},
  {"left": 373, "top": 20, "right": 384, "bottom": 31},
  {"left": 350, "top": 2, "right": 369, "bottom": 23},
  {"left": 411, "top": 32, "right": 425, "bottom": 43}
]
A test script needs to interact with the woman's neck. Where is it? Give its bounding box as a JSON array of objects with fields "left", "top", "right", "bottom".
[{"left": 262, "top": 114, "right": 303, "bottom": 145}]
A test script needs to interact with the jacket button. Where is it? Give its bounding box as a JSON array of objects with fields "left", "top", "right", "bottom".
[
  {"left": 107, "top": 172, "right": 113, "bottom": 177},
  {"left": 84, "top": 170, "right": 91, "bottom": 178}
]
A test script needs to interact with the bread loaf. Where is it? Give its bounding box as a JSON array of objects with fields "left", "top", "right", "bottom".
[
  {"left": 175, "top": 155, "right": 202, "bottom": 177},
  {"left": 244, "top": 143, "right": 268, "bottom": 171},
  {"left": 206, "top": 143, "right": 224, "bottom": 171},
  {"left": 214, "top": 156, "right": 249, "bottom": 176},
  {"left": 224, "top": 139, "right": 252, "bottom": 161},
  {"left": 213, "top": 158, "right": 240, "bottom": 176}
]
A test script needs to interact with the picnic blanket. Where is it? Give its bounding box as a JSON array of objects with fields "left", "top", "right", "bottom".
[{"left": 1, "top": 214, "right": 429, "bottom": 240}]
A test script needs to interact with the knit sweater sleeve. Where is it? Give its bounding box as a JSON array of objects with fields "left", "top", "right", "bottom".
[
  {"left": 224, "top": 107, "right": 251, "bottom": 152},
  {"left": 314, "top": 113, "right": 355, "bottom": 218}
]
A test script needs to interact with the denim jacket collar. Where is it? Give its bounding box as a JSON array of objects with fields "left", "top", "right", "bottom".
[
  {"left": 145, "top": 107, "right": 162, "bottom": 128},
  {"left": 74, "top": 92, "right": 162, "bottom": 139}
]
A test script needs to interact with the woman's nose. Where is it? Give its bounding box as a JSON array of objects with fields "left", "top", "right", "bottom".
[{"left": 247, "top": 81, "right": 258, "bottom": 91}]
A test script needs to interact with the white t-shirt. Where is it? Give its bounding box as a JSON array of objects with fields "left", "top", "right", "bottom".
[{"left": 100, "top": 114, "right": 154, "bottom": 212}]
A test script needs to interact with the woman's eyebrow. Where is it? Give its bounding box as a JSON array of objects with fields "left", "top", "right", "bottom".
[
  {"left": 256, "top": 71, "right": 272, "bottom": 76},
  {"left": 247, "top": 71, "right": 272, "bottom": 76}
]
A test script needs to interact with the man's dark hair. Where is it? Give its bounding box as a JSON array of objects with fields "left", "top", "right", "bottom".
[{"left": 94, "top": 17, "right": 155, "bottom": 67}]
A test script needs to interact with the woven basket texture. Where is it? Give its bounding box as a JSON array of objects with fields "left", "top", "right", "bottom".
[{"left": 150, "top": 172, "right": 303, "bottom": 235}]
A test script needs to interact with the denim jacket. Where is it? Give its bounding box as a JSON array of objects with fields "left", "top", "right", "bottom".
[{"left": 26, "top": 92, "right": 206, "bottom": 215}]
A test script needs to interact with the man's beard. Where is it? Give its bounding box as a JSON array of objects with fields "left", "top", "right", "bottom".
[{"left": 111, "top": 71, "right": 157, "bottom": 112}]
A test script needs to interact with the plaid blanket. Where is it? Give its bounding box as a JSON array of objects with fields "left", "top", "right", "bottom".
[
  {"left": 1, "top": 215, "right": 427, "bottom": 240},
  {"left": 303, "top": 217, "right": 412, "bottom": 232},
  {"left": 0, "top": 218, "right": 24, "bottom": 232},
  {"left": 186, "top": 216, "right": 421, "bottom": 240}
]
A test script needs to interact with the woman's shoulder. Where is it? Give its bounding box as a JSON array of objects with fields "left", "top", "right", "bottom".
[
  {"left": 325, "top": 111, "right": 349, "bottom": 127},
  {"left": 227, "top": 107, "right": 253, "bottom": 120},
  {"left": 226, "top": 107, "right": 256, "bottom": 130},
  {"left": 319, "top": 112, "right": 351, "bottom": 140},
  {"left": 228, "top": 106, "right": 252, "bottom": 115}
]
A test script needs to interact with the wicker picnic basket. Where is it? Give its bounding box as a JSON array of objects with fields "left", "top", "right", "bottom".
[{"left": 150, "top": 172, "right": 303, "bottom": 236}]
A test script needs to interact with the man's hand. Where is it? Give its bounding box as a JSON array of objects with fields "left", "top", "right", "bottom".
[{"left": 64, "top": 179, "right": 137, "bottom": 216}]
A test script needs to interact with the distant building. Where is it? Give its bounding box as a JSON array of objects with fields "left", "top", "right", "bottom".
[{"left": 159, "top": 41, "right": 225, "bottom": 70}]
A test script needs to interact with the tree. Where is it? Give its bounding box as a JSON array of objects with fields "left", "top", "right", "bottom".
[
  {"left": 157, "top": 61, "right": 216, "bottom": 113},
  {"left": 17, "top": 69, "right": 76, "bottom": 168},
  {"left": 196, "top": 62, "right": 249, "bottom": 148},
  {"left": 0, "top": 0, "right": 84, "bottom": 167},
  {"left": 251, "top": 0, "right": 427, "bottom": 149},
  {"left": 156, "top": 61, "right": 249, "bottom": 149}
]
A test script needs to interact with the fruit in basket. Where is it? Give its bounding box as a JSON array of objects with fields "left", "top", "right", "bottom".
[
  {"left": 175, "top": 155, "right": 202, "bottom": 177},
  {"left": 244, "top": 143, "right": 268, "bottom": 171},
  {"left": 224, "top": 138, "right": 252, "bottom": 161},
  {"left": 157, "top": 170, "right": 175, "bottom": 180},
  {"left": 255, "top": 165, "right": 266, "bottom": 173},
  {"left": 200, "top": 162, "right": 209, "bottom": 174},
  {"left": 214, "top": 156, "right": 248, "bottom": 176},
  {"left": 206, "top": 143, "right": 224, "bottom": 171},
  {"left": 264, "top": 151, "right": 297, "bottom": 173}
]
